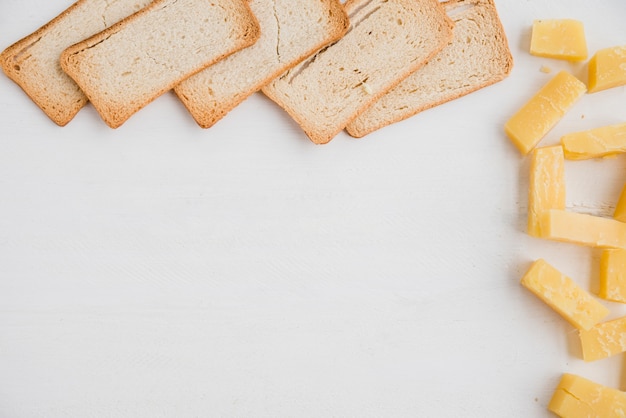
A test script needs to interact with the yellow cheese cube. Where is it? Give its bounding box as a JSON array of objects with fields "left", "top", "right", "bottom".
[
  {"left": 505, "top": 71, "right": 586, "bottom": 155},
  {"left": 548, "top": 373, "right": 626, "bottom": 417},
  {"left": 539, "top": 209, "right": 626, "bottom": 250},
  {"left": 520, "top": 259, "right": 609, "bottom": 330},
  {"left": 561, "top": 122, "right": 626, "bottom": 160},
  {"left": 579, "top": 316, "right": 626, "bottom": 361},
  {"left": 588, "top": 45, "right": 626, "bottom": 93},
  {"left": 528, "top": 146, "right": 566, "bottom": 236},
  {"left": 599, "top": 249, "right": 626, "bottom": 303},
  {"left": 530, "top": 19, "right": 588, "bottom": 61},
  {"left": 615, "top": 184, "right": 626, "bottom": 223}
]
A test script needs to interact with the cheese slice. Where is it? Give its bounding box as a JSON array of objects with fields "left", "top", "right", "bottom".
[
  {"left": 579, "top": 316, "right": 626, "bottom": 361},
  {"left": 561, "top": 122, "right": 626, "bottom": 159},
  {"left": 539, "top": 210, "right": 626, "bottom": 250},
  {"left": 528, "top": 146, "right": 566, "bottom": 236},
  {"left": 599, "top": 249, "right": 626, "bottom": 303},
  {"left": 520, "top": 259, "right": 609, "bottom": 330},
  {"left": 588, "top": 45, "right": 626, "bottom": 93},
  {"left": 548, "top": 373, "right": 626, "bottom": 417},
  {"left": 599, "top": 194, "right": 626, "bottom": 303},
  {"left": 530, "top": 19, "right": 588, "bottom": 61},
  {"left": 505, "top": 71, "right": 586, "bottom": 155},
  {"left": 615, "top": 184, "right": 626, "bottom": 223}
]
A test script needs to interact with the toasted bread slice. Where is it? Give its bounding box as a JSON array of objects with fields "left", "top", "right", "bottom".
[
  {"left": 0, "top": 0, "right": 153, "bottom": 126},
  {"left": 346, "top": 0, "right": 513, "bottom": 137},
  {"left": 174, "top": 0, "right": 349, "bottom": 129},
  {"left": 61, "top": 0, "right": 260, "bottom": 128},
  {"left": 261, "top": 0, "right": 454, "bottom": 144}
]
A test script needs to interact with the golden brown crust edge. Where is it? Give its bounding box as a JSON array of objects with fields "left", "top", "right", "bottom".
[
  {"left": 345, "top": 0, "right": 513, "bottom": 138},
  {"left": 263, "top": 0, "right": 454, "bottom": 145},
  {"left": 0, "top": 1, "right": 89, "bottom": 126},
  {"left": 176, "top": 0, "right": 350, "bottom": 129},
  {"left": 339, "top": 0, "right": 455, "bottom": 142},
  {"left": 322, "top": 0, "right": 455, "bottom": 144},
  {"left": 60, "top": 0, "right": 261, "bottom": 129}
]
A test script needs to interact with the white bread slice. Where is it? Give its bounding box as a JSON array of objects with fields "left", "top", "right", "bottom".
[
  {"left": 60, "top": 0, "right": 260, "bottom": 128},
  {"left": 261, "top": 0, "right": 454, "bottom": 144},
  {"left": 346, "top": 0, "right": 513, "bottom": 137},
  {"left": 174, "top": 0, "right": 349, "bottom": 129},
  {"left": 0, "top": 0, "right": 153, "bottom": 126}
]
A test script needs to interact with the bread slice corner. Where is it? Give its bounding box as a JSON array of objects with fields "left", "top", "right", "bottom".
[
  {"left": 345, "top": 0, "right": 513, "bottom": 138},
  {"left": 262, "top": 0, "right": 454, "bottom": 144},
  {"left": 0, "top": 0, "right": 153, "bottom": 126},
  {"left": 173, "top": 0, "right": 349, "bottom": 129},
  {"left": 60, "top": 0, "right": 261, "bottom": 128}
]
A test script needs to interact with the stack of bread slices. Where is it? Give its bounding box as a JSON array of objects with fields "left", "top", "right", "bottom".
[{"left": 1, "top": 0, "right": 513, "bottom": 144}]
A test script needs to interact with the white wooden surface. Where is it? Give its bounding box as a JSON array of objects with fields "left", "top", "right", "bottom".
[{"left": 1, "top": 1, "right": 625, "bottom": 416}]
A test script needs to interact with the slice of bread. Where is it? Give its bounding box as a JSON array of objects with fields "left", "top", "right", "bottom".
[
  {"left": 261, "top": 0, "right": 454, "bottom": 144},
  {"left": 174, "top": 0, "right": 349, "bottom": 129},
  {"left": 60, "top": 0, "right": 260, "bottom": 128},
  {"left": 346, "top": 0, "right": 513, "bottom": 138},
  {"left": 0, "top": 0, "right": 153, "bottom": 126}
]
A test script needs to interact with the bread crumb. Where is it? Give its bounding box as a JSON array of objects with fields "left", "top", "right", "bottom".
[
  {"left": 362, "top": 82, "right": 373, "bottom": 94},
  {"left": 540, "top": 65, "right": 552, "bottom": 74}
]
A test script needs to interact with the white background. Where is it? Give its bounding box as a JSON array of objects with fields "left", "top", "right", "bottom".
[{"left": 1, "top": 1, "right": 626, "bottom": 416}]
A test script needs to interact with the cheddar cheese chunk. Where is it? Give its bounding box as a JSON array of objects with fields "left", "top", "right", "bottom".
[
  {"left": 599, "top": 249, "right": 626, "bottom": 303},
  {"left": 548, "top": 373, "right": 626, "bottom": 417},
  {"left": 530, "top": 19, "right": 588, "bottom": 61},
  {"left": 539, "top": 210, "right": 626, "bottom": 250},
  {"left": 505, "top": 71, "right": 586, "bottom": 155},
  {"left": 615, "top": 184, "right": 626, "bottom": 223},
  {"left": 528, "top": 146, "right": 566, "bottom": 236},
  {"left": 561, "top": 122, "right": 626, "bottom": 160},
  {"left": 520, "top": 259, "right": 609, "bottom": 330},
  {"left": 579, "top": 316, "right": 626, "bottom": 361},
  {"left": 588, "top": 45, "right": 626, "bottom": 93}
]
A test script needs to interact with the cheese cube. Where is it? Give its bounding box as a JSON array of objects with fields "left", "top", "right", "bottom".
[
  {"left": 539, "top": 210, "right": 626, "bottom": 250},
  {"left": 505, "top": 71, "right": 586, "bottom": 155},
  {"left": 599, "top": 249, "right": 626, "bottom": 303},
  {"left": 579, "top": 316, "right": 626, "bottom": 361},
  {"left": 520, "top": 259, "right": 609, "bottom": 330},
  {"left": 548, "top": 373, "right": 626, "bottom": 417},
  {"left": 561, "top": 122, "right": 626, "bottom": 160},
  {"left": 530, "top": 19, "right": 588, "bottom": 61},
  {"left": 588, "top": 45, "right": 626, "bottom": 93},
  {"left": 528, "top": 146, "right": 566, "bottom": 236},
  {"left": 615, "top": 184, "right": 626, "bottom": 223}
]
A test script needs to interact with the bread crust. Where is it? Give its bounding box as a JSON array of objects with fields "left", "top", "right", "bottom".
[
  {"left": 261, "top": 0, "right": 454, "bottom": 144},
  {"left": 60, "top": 0, "right": 261, "bottom": 128},
  {"left": 173, "top": 0, "right": 349, "bottom": 129},
  {"left": 0, "top": 0, "right": 152, "bottom": 126},
  {"left": 346, "top": 0, "right": 513, "bottom": 138}
]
